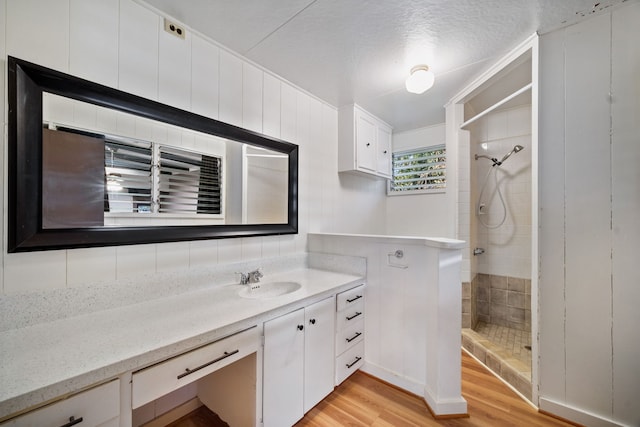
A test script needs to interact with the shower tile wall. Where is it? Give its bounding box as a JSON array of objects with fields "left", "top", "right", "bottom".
[
  {"left": 476, "top": 273, "right": 531, "bottom": 331},
  {"left": 473, "top": 104, "right": 532, "bottom": 279}
]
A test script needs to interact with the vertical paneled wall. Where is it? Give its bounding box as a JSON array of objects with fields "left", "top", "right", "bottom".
[
  {"left": 539, "top": 3, "right": 640, "bottom": 426},
  {"left": 0, "top": 0, "right": 386, "bottom": 294}
]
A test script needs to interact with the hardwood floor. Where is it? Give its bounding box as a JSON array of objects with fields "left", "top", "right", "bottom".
[{"left": 295, "top": 351, "right": 576, "bottom": 427}]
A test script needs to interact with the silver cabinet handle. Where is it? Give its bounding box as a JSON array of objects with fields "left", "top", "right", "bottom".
[{"left": 177, "top": 349, "right": 239, "bottom": 379}]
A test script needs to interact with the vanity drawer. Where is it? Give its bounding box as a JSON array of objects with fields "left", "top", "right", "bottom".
[
  {"left": 335, "top": 340, "right": 365, "bottom": 385},
  {"left": 336, "top": 299, "right": 364, "bottom": 331},
  {"left": 1, "top": 380, "right": 120, "bottom": 427},
  {"left": 336, "top": 284, "right": 365, "bottom": 312},
  {"left": 132, "top": 326, "right": 258, "bottom": 408},
  {"left": 336, "top": 318, "right": 364, "bottom": 355}
]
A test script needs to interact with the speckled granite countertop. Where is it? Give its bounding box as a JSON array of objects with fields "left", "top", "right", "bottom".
[{"left": 0, "top": 267, "right": 364, "bottom": 420}]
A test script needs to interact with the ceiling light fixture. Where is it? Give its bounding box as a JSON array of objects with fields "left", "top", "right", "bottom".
[{"left": 405, "top": 65, "right": 435, "bottom": 94}]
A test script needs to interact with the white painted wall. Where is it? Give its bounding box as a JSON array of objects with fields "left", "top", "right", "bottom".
[
  {"left": 385, "top": 124, "right": 453, "bottom": 238},
  {"left": 538, "top": 3, "right": 640, "bottom": 426},
  {"left": 0, "top": 0, "right": 387, "bottom": 295}
]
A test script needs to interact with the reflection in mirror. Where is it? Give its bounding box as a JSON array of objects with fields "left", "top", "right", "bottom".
[
  {"left": 8, "top": 56, "right": 298, "bottom": 252},
  {"left": 41, "top": 93, "right": 289, "bottom": 228}
]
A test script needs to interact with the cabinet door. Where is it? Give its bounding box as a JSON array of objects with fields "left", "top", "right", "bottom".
[
  {"left": 376, "top": 125, "right": 392, "bottom": 177},
  {"left": 304, "top": 297, "right": 335, "bottom": 413},
  {"left": 263, "top": 308, "right": 305, "bottom": 427},
  {"left": 355, "top": 111, "right": 377, "bottom": 172}
]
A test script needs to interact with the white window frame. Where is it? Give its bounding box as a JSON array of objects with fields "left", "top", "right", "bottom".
[{"left": 387, "top": 144, "right": 446, "bottom": 196}]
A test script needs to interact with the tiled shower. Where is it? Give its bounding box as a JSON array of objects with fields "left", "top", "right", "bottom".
[{"left": 461, "top": 103, "right": 533, "bottom": 400}]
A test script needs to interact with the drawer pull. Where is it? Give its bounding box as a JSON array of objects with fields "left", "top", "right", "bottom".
[
  {"left": 177, "top": 349, "right": 240, "bottom": 380},
  {"left": 346, "top": 311, "right": 362, "bottom": 321},
  {"left": 60, "top": 416, "right": 83, "bottom": 427},
  {"left": 346, "top": 332, "right": 362, "bottom": 343},
  {"left": 346, "top": 356, "right": 362, "bottom": 369},
  {"left": 346, "top": 295, "right": 363, "bottom": 303}
]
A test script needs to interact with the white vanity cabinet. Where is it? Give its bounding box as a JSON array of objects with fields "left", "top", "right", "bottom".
[
  {"left": 0, "top": 380, "right": 120, "bottom": 427},
  {"left": 339, "top": 104, "right": 392, "bottom": 179},
  {"left": 335, "top": 284, "right": 366, "bottom": 385},
  {"left": 262, "top": 297, "right": 335, "bottom": 427}
]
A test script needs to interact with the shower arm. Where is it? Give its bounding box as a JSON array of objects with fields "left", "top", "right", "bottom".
[{"left": 474, "top": 154, "right": 501, "bottom": 166}]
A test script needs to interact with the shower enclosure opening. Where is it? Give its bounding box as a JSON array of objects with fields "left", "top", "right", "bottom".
[
  {"left": 452, "top": 38, "right": 537, "bottom": 404},
  {"left": 462, "top": 105, "right": 533, "bottom": 401}
]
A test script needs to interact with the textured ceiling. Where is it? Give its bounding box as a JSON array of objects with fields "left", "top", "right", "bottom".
[{"left": 144, "top": 0, "right": 627, "bottom": 132}]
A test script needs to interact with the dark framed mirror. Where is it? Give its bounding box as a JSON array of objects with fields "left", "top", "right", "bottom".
[{"left": 8, "top": 56, "right": 298, "bottom": 252}]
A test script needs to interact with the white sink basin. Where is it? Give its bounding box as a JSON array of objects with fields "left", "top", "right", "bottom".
[{"left": 238, "top": 281, "right": 302, "bottom": 299}]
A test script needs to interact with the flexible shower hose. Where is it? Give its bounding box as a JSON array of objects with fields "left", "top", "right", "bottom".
[{"left": 476, "top": 164, "right": 507, "bottom": 229}]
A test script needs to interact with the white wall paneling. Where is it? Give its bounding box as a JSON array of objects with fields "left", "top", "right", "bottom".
[
  {"left": 119, "top": 0, "right": 159, "bottom": 100},
  {"left": 280, "top": 83, "right": 297, "bottom": 142},
  {"left": 262, "top": 73, "right": 281, "bottom": 138},
  {"left": 538, "top": 4, "right": 640, "bottom": 426},
  {"left": 191, "top": 34, "right": 220, "bottom": 119},
  {"left": 188, "top": 240, "right": 219, "bottom": 268},
  {"left": 538, "top": 28, "right": 567, "bottom": 403},
  {"left": 242, "top": 62, "right": 263, "bottom": 133},
  {"left": 116, "top": 244, "right": 157, "bottom": 279},
  {"left": 218, "top": 50, "right": 243, "bottom": 127},
  {"left": 159, "top": 16, "right": 192, "bottom": 111},
  {"left": 6, "top": 0, "right": 69, "bottom": 72},
  {"left": 296, "top": 92, "right": 311, "bottom": 252},
  {"left": 563, "top": 13, "right": 612, "bottom": 418},
  {"left": 67, "top": 247, "right": 117, "bottom": 287},
  {"left": 611, "top": 2, "right": 640, "bottom": 425},
  {"left": 156, "top": 242, "right": 190, "bottom": 273},
  {"left": 307, "top": 98, "right": 324, "bottom": 233},
  {"left": 3, "top": 251, "right": 67, "bottom": 294},
  {"left": 70, "top": 0, "right": 119, "bottom": 87}
]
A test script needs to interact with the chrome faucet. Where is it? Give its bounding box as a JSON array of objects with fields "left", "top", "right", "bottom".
[
  {"left": 237, "top": 268, "right": 263, "bottom": 285},
  {"left": 248, "top": 268, "right": 263, "bottom": 284}
]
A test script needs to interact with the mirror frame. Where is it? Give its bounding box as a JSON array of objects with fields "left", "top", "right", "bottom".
[{"left": 7, "top": 56, "right": 298, "bottom": 252}]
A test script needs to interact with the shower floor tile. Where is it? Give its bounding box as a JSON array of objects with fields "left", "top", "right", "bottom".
[
  {"left": 474, "top": 321, "right": 532, "bottom": 367},
  {"left": 462, "top": 322, "right": 533, "bottom": 401}
]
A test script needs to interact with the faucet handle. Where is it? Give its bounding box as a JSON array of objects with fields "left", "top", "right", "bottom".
[{"left": 236, "top": 272, "right": 249, "bottom": 285}]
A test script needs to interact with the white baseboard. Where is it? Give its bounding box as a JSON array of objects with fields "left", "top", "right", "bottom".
[
  {"left": 423, "top": 384, "right": 468, "bottom": 416},
  {"left": 361, "top": 362, "right": 467, "bottom": 416},
  {"left": 539, "top": 397, "right": 627, "bottom": 427},
  {"left": 361, "top": 362, "right": 424, "bottom": 396}
]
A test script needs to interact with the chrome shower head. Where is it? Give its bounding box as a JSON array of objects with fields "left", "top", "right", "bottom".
[{"left": 499, "top": 145, "right": 525, "bottom": 164}]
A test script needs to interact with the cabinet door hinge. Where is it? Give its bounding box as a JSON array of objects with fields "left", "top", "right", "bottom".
[{"left": 261, "top": 334, "right": 265, "bottom": 347}]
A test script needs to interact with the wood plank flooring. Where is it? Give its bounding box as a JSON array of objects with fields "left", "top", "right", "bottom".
[{"left": 295, "top": 351, "right": 575, "bottom": 427}]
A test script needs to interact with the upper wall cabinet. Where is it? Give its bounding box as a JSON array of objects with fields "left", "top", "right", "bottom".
[{"left": 338, "top": 104, "right": 392, "bottom": 179}]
